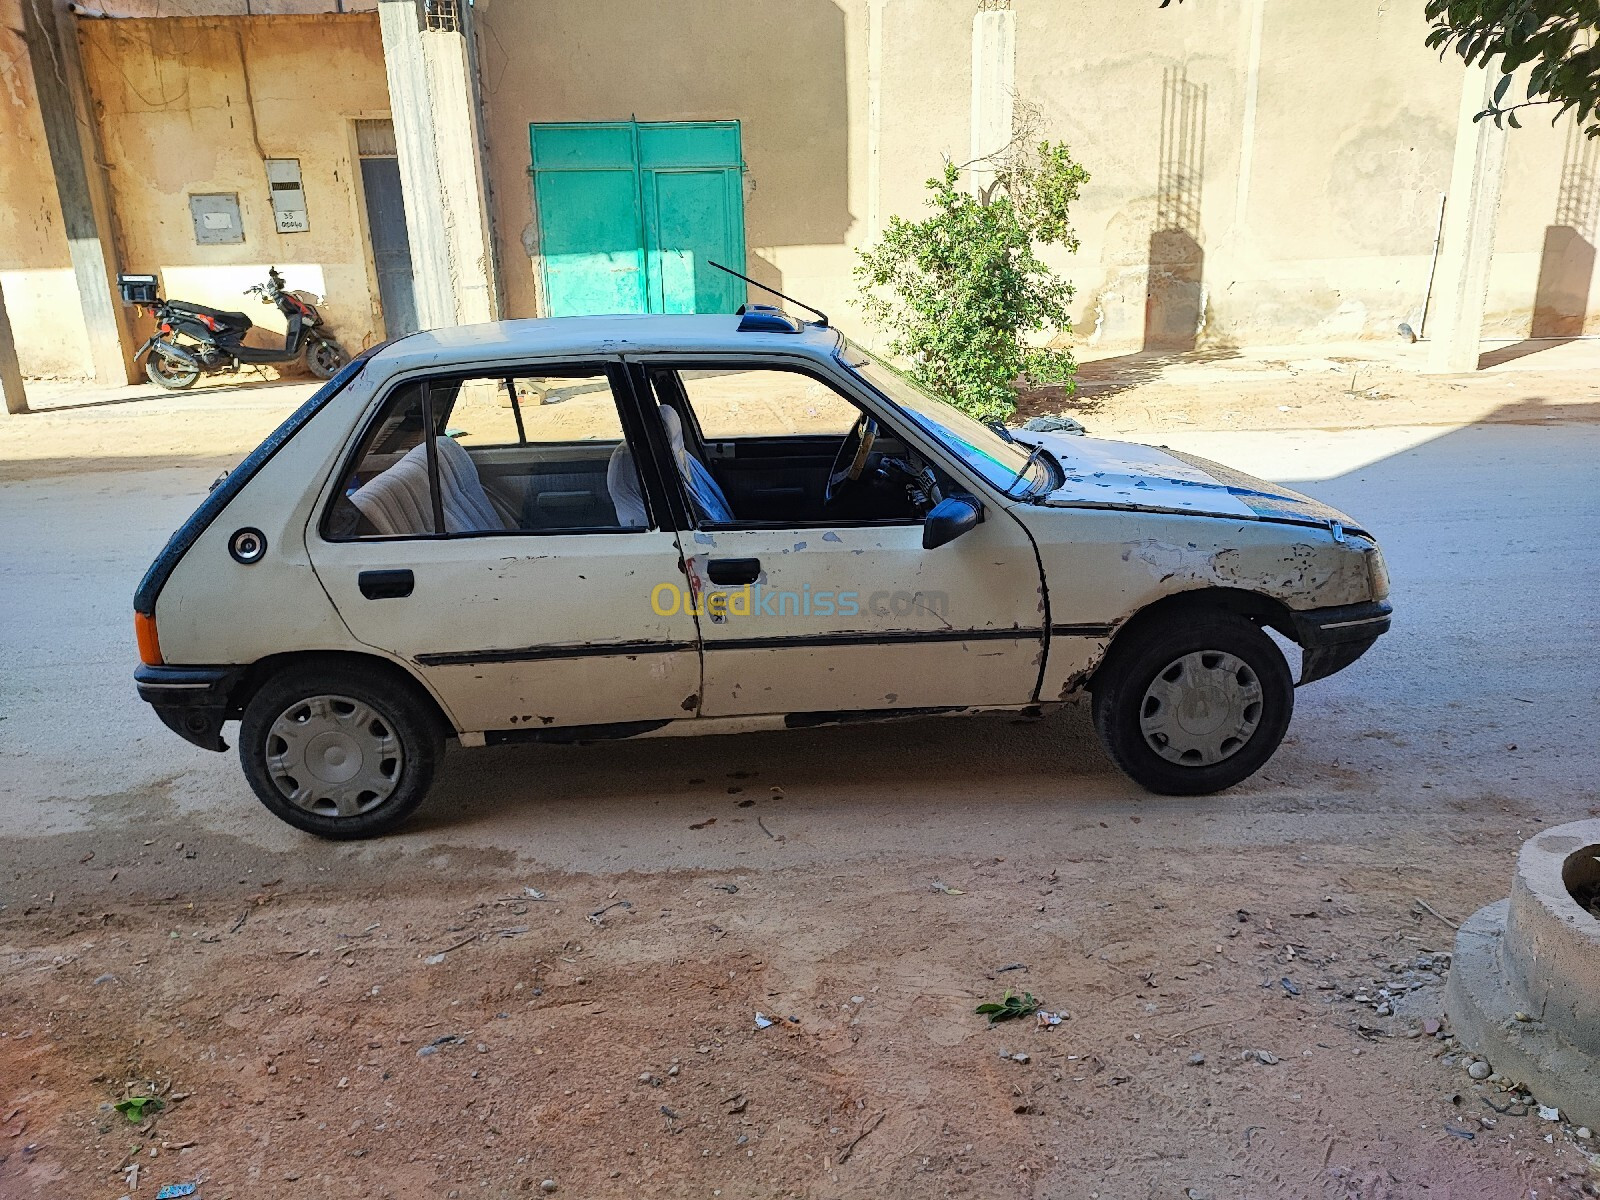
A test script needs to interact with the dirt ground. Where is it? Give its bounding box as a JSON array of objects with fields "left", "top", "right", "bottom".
[
  {"left": 3, "top": 337, "right": 1599, "bottom": 1198},
  {"left": 7, "top": 816, "right": 1600, "bottom": 1200}
]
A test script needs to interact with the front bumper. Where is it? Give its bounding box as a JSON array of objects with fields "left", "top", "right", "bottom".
[
  {"left": 1288, "top": 600, "right": 1392, "bottom": 686},
  {"left": 135, "top": 663, "right": 246, "bottom": 751}
]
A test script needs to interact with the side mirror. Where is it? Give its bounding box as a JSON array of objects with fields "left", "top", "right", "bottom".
[{"left": 923, "top": 494, "right": 983, "bottom": 550}]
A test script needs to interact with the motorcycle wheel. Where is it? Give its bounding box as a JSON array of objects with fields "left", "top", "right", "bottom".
[
  {"left": 306, "top": 338, "right": 347, "bottom": 380},
  {"left": 145, "top": 352, "right": 200, "bottom": 390}
]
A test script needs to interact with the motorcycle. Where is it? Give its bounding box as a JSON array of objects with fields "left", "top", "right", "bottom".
[{"left": 118, "top": 268, "right": 347, "bottom": 390}]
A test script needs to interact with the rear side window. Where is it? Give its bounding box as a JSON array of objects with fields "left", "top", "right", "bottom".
[{"left": 323, "top": 368, "right": 648, "bottom": 540}]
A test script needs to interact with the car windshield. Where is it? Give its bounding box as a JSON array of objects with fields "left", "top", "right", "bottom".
[{"left": 845, "top": 342, "right": 1050, "bottom": 497}]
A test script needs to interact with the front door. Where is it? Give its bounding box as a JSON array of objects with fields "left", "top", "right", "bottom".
[
  {"left": 639, "top": 361, "right": 1045, "bottom": 718},
  {"left": 531, "top": 121, "right": 746, "bottom": 316},
  {"left": 308, "top": 360, "right": 700, "bottom": 736}
]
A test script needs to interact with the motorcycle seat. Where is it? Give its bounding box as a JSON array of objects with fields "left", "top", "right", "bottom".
[{"left": 168, "top": 300, "right": 253, "bottom": 331}]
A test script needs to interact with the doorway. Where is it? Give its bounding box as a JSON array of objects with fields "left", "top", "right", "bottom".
[
  {"left": 356, "top": 119, "right": 419, "bottom": 339},
  {"left": 529, "top": 120, "right": 746, "bottom": 317}
]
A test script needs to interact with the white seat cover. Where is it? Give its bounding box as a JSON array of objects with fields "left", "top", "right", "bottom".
[{"left": 350, "top": 436, "right": 506, "bottom": 536}]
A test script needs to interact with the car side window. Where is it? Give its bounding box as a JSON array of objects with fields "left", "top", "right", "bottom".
[
  {"left": 678, "top": 368, "right": 862, "bottom": 438},
  {"left": 323, "top": 368, "right": 649, "bottom": 540}
]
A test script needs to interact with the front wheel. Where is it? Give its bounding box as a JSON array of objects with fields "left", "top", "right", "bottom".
[
  {"left": 306, "top": 338, "right": 347, "bottom": 380},
  {"left": 1091, "top": 611, "right": 1294, "bottom": 795},
  {"left": 145, "top": 350, "right": 200, "bottom": 390},
  {"left": 238, "top": 664, "right": 442, "bottom": 839}
]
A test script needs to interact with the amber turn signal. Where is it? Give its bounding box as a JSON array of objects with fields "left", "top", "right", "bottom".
[{"left": 135, "top": 611, "right": 163, "bottom": 666}]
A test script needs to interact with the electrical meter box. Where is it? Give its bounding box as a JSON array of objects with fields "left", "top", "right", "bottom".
[
  {"left": 188, "top": 193, "right": 244, "bottom": 245},
  {"left": 265, "top": 158, "right": 309, "bottom": 234}
]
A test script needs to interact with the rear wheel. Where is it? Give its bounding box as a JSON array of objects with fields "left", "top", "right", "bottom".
[
  {"left": 1091, "top": 611, "right": 1293, "bottom": 795},
  {"left": 306, "top": 338, "right": 347, "bottom": 380},
  {"left": 145, "top": 350, "right": 200, "bottom": 390},
  {"left": 238, "top": 664, "right": 442, "bottom": 839}
]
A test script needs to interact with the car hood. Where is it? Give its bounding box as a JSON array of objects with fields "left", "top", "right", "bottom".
[{"left": 1009, "top": 431, "right": 1368, "bottom": 536}]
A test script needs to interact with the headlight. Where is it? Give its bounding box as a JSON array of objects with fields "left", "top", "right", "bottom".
[{"left": 1365, "top": 545, "right": 1390, "bottom": 600}]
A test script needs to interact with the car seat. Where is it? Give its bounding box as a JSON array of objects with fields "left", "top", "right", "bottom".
[
  {"left": 350, "top": 436, "right": 506, "bottom": 535},
  {"left": 606, "top": 443, "right": 649, "bottom": 528},
  {"left": 659, "top": 405, "right": 734, "bottom": 523}
]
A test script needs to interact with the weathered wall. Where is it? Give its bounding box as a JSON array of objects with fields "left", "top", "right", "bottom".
[
  {"left": 0, "top": 0, "right": 94, "bottom": 377},
  {"left": 473, "top": 0, "right": 868, "bottom": 335},
  {"left": 474, "top": 0, "right": 1597, "bottom": 348},
  {"left": 77, "top": 12, "right": 391, "bottom": 352}
]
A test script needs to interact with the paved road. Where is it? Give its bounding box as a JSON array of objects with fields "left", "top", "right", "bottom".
[{"left": 1, "top": 420, "right": 1595, "bottom": 896}]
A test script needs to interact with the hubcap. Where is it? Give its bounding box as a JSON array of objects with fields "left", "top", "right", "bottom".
[
  {"left": 264, "top": 694, "right": 402, "bottom": 818},
  {"left": 1138, "top": 651, "right": 1264, "bottom": 767}
]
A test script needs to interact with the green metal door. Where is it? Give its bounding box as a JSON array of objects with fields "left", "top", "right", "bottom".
[{"left": 531, "top": 121, "right": 745, "bottom": 317}]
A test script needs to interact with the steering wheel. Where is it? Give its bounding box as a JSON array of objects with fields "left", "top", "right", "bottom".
[{"left": 825, "top": 414, "right": 879, "bottom": 505}]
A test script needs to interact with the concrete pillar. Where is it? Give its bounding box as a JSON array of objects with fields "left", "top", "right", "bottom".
[
  {"left": 970, "top": 7, "right": 1015, "bottom": 199},
  {"left": 21, "top": 0, "right": 138, "bottom": 385},
  {"left": 1427, "top": 65, "right": 1509, "bottom": 373},
  {"left": 866, "top": 0, "right": 886, "bottom": 243},
  {"left": 0, "top": 282, "right": 27, "bottom": 416},
  {"left": 378, "top": 0, "right": 499, "bottom": 330}
]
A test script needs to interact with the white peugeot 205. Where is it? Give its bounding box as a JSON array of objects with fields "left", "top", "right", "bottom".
[{"left": 134, "top": 306, "right": 1391, "bottom": 838}]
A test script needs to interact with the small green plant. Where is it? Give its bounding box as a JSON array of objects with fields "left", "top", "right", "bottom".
[
  {"left": 113, "top": 1095, "right": 164, "bottom": 1123},
  {"left": 975, "top": 989, "right": 1041, "bottom": 1024},
  {"left": 855, "top": 123, "right": 1089, "bottom": 423}
]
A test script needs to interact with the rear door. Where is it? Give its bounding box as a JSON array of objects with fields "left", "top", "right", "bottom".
[{"left": 308, "top": 359, "right": 701, "bottom": 737}]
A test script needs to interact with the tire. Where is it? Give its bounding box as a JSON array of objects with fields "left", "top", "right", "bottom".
[
  {"left": 306, "top": 338, "right": 347, "bottom": 380},
  {"left": 238, "top": 664, "right": 443, "bottom": 839},
  {"left": 145, "top": 351, "right": 200, "bottom": 390},
  {"left": 1091, "top": 611, "right": 1293, "bottom": 796}
]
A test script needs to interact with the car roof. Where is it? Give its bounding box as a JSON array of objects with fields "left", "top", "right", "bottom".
[{"left": 370, "top": 314, "right": 843, "bottom": 372}]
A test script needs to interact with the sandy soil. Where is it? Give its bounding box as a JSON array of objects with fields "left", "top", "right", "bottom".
[{"left": 6, "top": 811, "right": 1600, "bottom": 1200}]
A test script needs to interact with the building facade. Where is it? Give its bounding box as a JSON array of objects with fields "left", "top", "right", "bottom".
[{"left": 2, "top": 0, "right": 1595, "bottom": 383}]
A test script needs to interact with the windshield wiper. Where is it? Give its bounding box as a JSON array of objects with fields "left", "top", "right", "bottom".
[
  {"left": 1005, "top": 443, "right": 1055, "bottom": 499},
  {"left": 987, "top": 420, "right": 1017, "bottom": 444}
]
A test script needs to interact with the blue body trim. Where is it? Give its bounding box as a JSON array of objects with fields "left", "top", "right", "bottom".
[{"left": 133, "top": 348, "right": 382, "bottom": 616}]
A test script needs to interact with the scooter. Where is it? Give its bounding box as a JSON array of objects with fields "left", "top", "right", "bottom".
[{"left": 118, "top": 268, "right": 348, "bottom": 390}]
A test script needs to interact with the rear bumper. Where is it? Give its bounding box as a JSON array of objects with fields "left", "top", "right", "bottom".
[
  {"left": 135, "top": 663, "right": 245, "bottom": 751},
  {"left": 1288, "top": 600, "right": 1392, "bottom": 686}
]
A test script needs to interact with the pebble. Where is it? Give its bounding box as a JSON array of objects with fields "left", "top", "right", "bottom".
[
  {"left": 1467, "top": 1060, "right": 1491, "bottom": 1080},
  {"left": 540, "top": 1180, "right": 557, "bottom": 1193},
  {"left": 1539, "top": 1104, "right": 1562, "bottom": 1122},
  {"left": 1374, "top": 1004, "right": 1392, "bottom": 1017},
  {"left": 1242, "top": 1049, "right": 1279, "bottom": 1065},
  {"left": 1012, "top": 1052, "right": 1029, "bottom": 1064},
  {"left": 1479, "top": 1116, "right": 1498, "bottom": 1130},
  {"left": 1575, "top": 1127, "right": 1592, "bottom": 1140},
  {"left": 1187, "top": 1052, "right": 1206, "bottom": 1066}
]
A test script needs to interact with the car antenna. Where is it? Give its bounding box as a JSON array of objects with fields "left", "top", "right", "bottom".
[{"left": 708, "top": 260, "right": 830, "bottom": 328}]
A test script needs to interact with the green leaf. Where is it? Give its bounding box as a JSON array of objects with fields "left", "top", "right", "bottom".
[{"left": 113, "top": 1096, "right": 164, "bottom": 1123}]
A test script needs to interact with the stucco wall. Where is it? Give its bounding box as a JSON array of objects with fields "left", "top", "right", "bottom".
[
  {"left": 0, "top": 0, "right": 94, "bottom": 377},
  {"left": 473, "top": 0, "right": 869, "bottom": 336},
  {"left": 77, "top": 12, "right": 391, "bottom": 353},
  {"left": 474, "top": 0, "right": 1597, "bottom": 348}
]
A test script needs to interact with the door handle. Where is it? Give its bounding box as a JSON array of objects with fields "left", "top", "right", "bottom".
[
  {"left": 706, "top": 558, "right": 760, "bottom": 586},
  {"left": 359, "top": 569, "right": 414, "bottom": 599}
]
